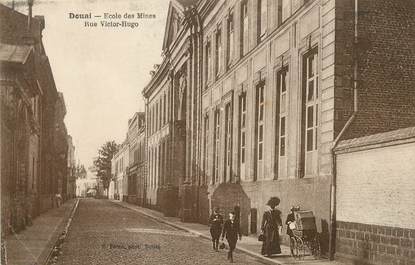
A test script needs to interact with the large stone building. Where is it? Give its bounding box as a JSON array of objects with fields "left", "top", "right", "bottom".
[
  {"left": 142, "top": 0, "right": 208, "bottom": 219},
  {"left": 0, "top": 3, "right": 69, "bottom": 235},
  {"left": 142, "top": 0, "right": 415, "bottom": 263}
]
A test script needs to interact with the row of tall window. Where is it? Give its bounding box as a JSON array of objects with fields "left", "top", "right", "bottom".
[
  {"left": 115, "top": 156, "right": 125, "bottom": 175},
  {"left": 202, "top": 48, "right": 318, "bottom": 183},
  {"left": 149, "top": 90, "right": 170, "bottom": 135},
  {"left": 148, "top": 140, "right": 169, "bottom": 189},
  {"left": 204, "top": 0, "right": 309, "bottom": 86},
  {"left": 131, "top": 141, "right": 146, "bottom": 165},
  {"left": 149, "top": 147, "right": 157, "bottom": 188}
]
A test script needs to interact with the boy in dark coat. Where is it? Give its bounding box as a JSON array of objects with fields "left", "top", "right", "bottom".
[
  {"left": 209, "top": 208, "right": 223, "bottom": 251},
  {"left": 221, "top": 211, "right": 242, "bottom": 263}
]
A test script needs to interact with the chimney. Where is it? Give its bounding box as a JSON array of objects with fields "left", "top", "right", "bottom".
[{"left": 27, "top": 0, "right": 34, "bottom": 30}]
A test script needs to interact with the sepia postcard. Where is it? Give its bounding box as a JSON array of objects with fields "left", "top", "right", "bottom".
[{"left": 1, "top": 0, "right": 414, "bottom": 264}]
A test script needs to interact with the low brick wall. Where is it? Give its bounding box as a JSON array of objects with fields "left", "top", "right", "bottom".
[
  {"left": 335, "top": 128, "right": 415, "bottom": 265},
  {"left": 336, "top": 221, "right": 415, "bottom": 265}
]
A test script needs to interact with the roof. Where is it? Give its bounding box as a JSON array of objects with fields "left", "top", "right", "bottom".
[
  {"left": 335, "top": 126, "right": 415, "bottom": 153},
  {"left": 174, "top": 0, "right": 197, "bottom": 8},
  {"left": 0, "top": 43, "right": 33, "bottom": 64}
]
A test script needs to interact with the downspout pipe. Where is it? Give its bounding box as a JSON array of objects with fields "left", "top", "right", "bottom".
[
  {"left": 328, "top": 0, "right": 359, "bottom": 260},
  {"left": 27, "top": 0, "right": 34, "bottom": 30}
]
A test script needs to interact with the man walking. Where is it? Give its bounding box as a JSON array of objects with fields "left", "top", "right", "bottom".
[
  {"left": 209, "top": 207, "right": 223, "bottom": 251},
  {"left": 221, "top": 211, "right": 242, "bottom": 263}
]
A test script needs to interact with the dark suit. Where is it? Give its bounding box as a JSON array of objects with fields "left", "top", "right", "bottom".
[
  {"left": 222, "top": 219, "right": 241, "bottom": 262},
  {"left": 209, "top": 213, "right": 223, "bottom": 250}
]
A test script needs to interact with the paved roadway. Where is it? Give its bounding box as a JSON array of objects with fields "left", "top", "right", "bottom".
[{"left": 56, "top": 199, "right": 268, "bottom": 265}]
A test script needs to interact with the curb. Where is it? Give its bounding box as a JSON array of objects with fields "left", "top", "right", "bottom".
[
  {"left": 112, "top": 201, "right": 283, "bottom": 265},
  {"left": 44, "top": 198, "right": 80, "bottom": 265}
]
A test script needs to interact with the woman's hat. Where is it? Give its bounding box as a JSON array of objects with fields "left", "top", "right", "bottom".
[
  {"left": 267, "top": 197, "right": 280, "bottom": 207},
  {"left": 290, "top": 205, "right": 300, "bottom": 211}
]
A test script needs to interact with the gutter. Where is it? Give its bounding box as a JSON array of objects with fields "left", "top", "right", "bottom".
[{"left": 328, "top": 0, "right": 359, "bottom": 260}]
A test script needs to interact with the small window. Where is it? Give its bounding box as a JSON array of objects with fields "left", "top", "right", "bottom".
[
  {"left": 215, "top": 28, "right": 223, "bottom": 76},
  {"left": 206, "top": 41, "right": 212, "bottom": 83},
  {"left": 213, "top": 110, "right": 221, "bottom": 183},
  {"left": 239, "top": 93, "right": 247, "bottom": 168},
  {"left": 241, "top": 0, "right": 249, "bottom": 56},
  {"left": 257, "top": 0, "right": 267, "bottom": 41},
  {"left": 256, "top": 82, "right": 265, "bottom": 167},
  {"left": 277, "top": 67, "right": 289, "bottom": 157},
  {"left": 227, "top": 12, "right": 234, "bottom": 66}
]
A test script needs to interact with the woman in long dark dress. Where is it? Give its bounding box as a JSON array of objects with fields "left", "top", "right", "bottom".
[{"left": 261, "top": 197, "right": 282, "bottom": 257}]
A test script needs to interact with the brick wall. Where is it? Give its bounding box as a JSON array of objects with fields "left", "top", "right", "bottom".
[
  {"left": 335, "top": 0, "right": 415, "bottom": 140},
  {"left": 336, "top": 221, "right": 415, "bottom": 265}
]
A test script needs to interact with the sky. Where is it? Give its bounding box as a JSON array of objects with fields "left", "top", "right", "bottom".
[{"left": 8, "top": 0, "right": 170, "bottom": 169}]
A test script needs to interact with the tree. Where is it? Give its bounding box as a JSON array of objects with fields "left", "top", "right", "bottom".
[{"left": 93, "top": 141, "right": 118, "bottom": 196}]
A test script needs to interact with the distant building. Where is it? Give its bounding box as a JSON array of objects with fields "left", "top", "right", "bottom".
[
  {"left": 126, "top": 112, "right": 146, "bottom": 205},
  {"left": 76, "top": 170, "right": 96, "bottom": 198},
  {"left": 67, "top": 135, "right": 76, "bottom": 199},
  {"left": 111, "top": 140, "right": 129, "bottom": 201}
]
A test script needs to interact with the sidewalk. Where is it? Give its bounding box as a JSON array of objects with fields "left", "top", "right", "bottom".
[
  {"left": 112, "top": 200, "right": 345, "bottom": 265},
  {"left": 5, "top": 199, "right": 78, "bottom": 265}
]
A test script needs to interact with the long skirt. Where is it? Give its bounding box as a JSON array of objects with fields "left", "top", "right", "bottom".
[{"left": 261, "top": 228, "right": 281, "bottom": 256}]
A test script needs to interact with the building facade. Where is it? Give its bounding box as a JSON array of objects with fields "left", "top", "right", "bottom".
[
  {"left": 0, "top": 3, "right": 69, "bottom": 235},
  {"left": 196, "top": 0, "right": 334, "bottom": 246},
  {"left": 143, "top": 58, "right": 177, "bottom": 211},
  {"left": 75, "top": 164, "right": 88, "bottom": 197},
  {"left": 141, "top": 0, "right": 415, "bottom": 262},
  {"left": 143, "top": 0, "right": 209, "bottom": 219},
  {"left": 126, "top": 112, "right": 146, "bottom": 205},
  {"left": 67, "top": 135, "right": 76, "bottom": 199},
  {"left": 135, "top": 113, "right": 147, "bottom": 206},
  {"left": 54, "top": 93, "right": 68, "bottom": 199},
  {"left": 198, "top": 0, "right": 415, "bottom": 254},
  {"left": 111, "top": 140, "right": 129, "bottom": 201}
]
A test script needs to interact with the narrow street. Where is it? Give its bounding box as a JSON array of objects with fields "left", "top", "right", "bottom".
[{"left": 56, "top": 199, "right": 267, "bottom": 265}]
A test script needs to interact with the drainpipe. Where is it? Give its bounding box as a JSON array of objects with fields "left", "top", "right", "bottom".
[
  {"left": 27, "top": 0, "right": 34, "bottom": 30},
  {"left": 328, "top": 0, "right": 359, "bottom": 260}
]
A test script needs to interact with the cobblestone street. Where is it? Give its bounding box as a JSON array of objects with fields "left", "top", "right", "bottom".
[{"left": 56, "top": 199, "right": 267, "bottom": 265}]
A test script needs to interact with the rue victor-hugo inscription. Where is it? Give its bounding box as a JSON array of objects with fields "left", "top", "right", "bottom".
[{"left": 68, "top": 12, "right": 156, "bottom": 29}]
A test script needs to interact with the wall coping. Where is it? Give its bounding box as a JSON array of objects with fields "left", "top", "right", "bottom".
[{"left": 334, "top": 126, "right": 415, "bottom": 154}]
